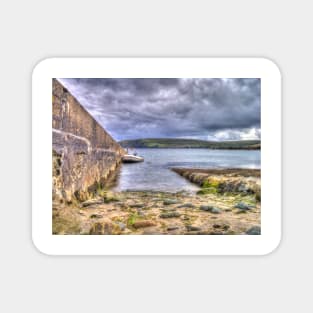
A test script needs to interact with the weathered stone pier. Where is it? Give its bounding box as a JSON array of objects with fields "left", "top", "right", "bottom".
[{"left": 52, "top": 79, "right": 125, "bottom": 202}]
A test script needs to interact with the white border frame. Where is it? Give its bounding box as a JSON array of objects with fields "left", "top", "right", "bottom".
[{"left": 32, "top": 58, "right": 281, "bottom": 255}]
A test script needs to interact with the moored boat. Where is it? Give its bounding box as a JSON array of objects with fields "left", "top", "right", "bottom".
[{"left": 122, "top": 154, "right": 144, "bottom": 163}]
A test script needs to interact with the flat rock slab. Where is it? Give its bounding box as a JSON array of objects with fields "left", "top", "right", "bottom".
[
  {"left": 129, "top": 203, "right": 145, "bottom": 208},
  {"left": 159, "top": 212, "right": 181, "bottom": 218},
  {"left": 199, "top": 205, "right": 221, "bottom": 214},
  {"left": 133, "top": 220, "right": 156, "bottom": 229},
  {"left": 163, "top": 199, "right": 179, "bottom": 205},
  {"left": 167, "top": 226, "right": 180, "bottom": 231},
  {"left": 234, "top": 202, "right": 254, "bottom": 211},
  {"left": 82, "top": 199, "right": 104, "bottom": 207},
  {"left": 186, "top": 225, "right": 202, "bottom": 232},
  {"left": 89, "top": 214, "right": 103, "bottom": 219},
  {"left": 177, "top": 203, "right": 196, "bottom": 208}
]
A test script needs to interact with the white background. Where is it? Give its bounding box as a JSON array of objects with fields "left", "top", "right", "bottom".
[
  {"left": 0, "top": 0, "right": 312, "bottom": 312},
  {"left": 33, "top": 58, "right": 281, "bottom": 255}
]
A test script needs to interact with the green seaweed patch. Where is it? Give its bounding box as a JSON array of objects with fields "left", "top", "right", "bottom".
[
  {"left": 202, "top": 179, "right": 220, "bottom": 189},
  {"left": 127, "top": 213, "right": 138, "bottom": 227},
  {"left": 197, "top": 187, "right": 217, "bottom": 195},
  {"left": 197, "top": 179, "right": 221, "bottom": 195},
  {"left": 126, "top": 212, "right": 146, "bottom": 228}
]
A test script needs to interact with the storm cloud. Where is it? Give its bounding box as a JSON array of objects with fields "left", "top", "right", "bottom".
[{"left": 58, "top": 78, "right": 260, "bottom": 141}]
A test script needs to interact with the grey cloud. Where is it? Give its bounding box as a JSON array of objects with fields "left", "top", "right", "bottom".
[{"left": 58, "top": 78, "right": 260, "bottom": 141}]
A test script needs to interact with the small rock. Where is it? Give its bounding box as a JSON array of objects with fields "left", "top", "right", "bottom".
[
  {"left": 199, "top": 205, "right": 221, "bottom": 214},
  {"left": 161, "top": 207, "right": 176, "bottom": 212},
  {"left": 163, "top": 199, "right": 179, "bottom": 205},
  {"left": 235, "top": 210, "right": 247, "bottom": 214},
  {"left": 186, "top": 225, "right": 202, "bottom": 231},
  {"left": 213, "top": 224, "right": 230, "bottom": 231},
  {"left": 103, "top": 195, "right": 120, "bottom": 203},
  {"left": 82, "top": 198, "right": 103, "bottom": 207},
  {"left": 245, "top": 226, "right": 261, "bottom": 235},
  {"left": 167, "top": 226, "right": 179, "bottom": 231},
  {"left": 160, "top": 211, "right": 181, "bottom": 218},
  {"left": 234, "top": 202, "right": 253, "bottom": 211},
  {"left": 89, "top": 214, "right": 103, "bottom": 219},
  {"left": 129, "top": 203, "right": 145, "bottom": 208},
  {"left": 137, "top": 209, "right": 145, "bottom": 216},
  {"left": 210, "top": 207, "right": 222, "bottom": 214},
  {"left": 133, "top": 220, "right": 156, "bottom": 229},
  {"left": 177, "top": 203, "right": 195, "bottom": 209},
  {"left": 116, "top": 222, "right": 126, "bottom": 231},
  {"left": 238, "top": 184, "right": 249, "bottom": 192},
  {"left": 199, "top": 205, "right": 214, "bottom": 211}
]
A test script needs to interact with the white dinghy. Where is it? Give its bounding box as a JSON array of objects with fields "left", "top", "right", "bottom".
[{"left": 122, "top": 154, "right": 144, "bottom": 163}]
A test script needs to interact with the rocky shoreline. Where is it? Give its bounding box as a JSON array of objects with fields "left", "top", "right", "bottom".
[
  {"left": 172, "top": 168, "right": 260, "bottom": 199},
  {"left": 53, "top": 168, "right": 261, "bottom": 235}
]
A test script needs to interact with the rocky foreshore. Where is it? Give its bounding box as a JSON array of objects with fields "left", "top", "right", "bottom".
[
  {"left": 53, "top": 168, "right": 261, "bottom": 235},
  {"left": 171, "top": 167, "right": 261, "bottom": 200}
]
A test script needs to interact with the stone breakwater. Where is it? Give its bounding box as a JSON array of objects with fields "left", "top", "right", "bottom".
[
  {"left": 171, "top": 168, "right": 261, "bottom": 200},
  {"left": 52, "top": 79, "right": 125, "bottom": 202},
  {"left": 52, "top": 167, "right": 261, "bottom": 235}
]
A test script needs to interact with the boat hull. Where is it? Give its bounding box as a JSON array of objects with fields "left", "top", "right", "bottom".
[{"left": 122, "top": 155, "right": 144, "bottom": 163}]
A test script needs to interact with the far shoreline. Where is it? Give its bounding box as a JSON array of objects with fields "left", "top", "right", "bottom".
[{"left": 119, "top": 138, "right": 261, "bottom": 150}]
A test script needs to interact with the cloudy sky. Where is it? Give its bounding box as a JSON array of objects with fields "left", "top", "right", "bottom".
[{"left": 59, "top": 78, "right": 260, "bottom": 141}]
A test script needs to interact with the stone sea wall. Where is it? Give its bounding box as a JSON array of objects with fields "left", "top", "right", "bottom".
[{"left": 52, "top": 79, "right": 125, "bottom": 202}]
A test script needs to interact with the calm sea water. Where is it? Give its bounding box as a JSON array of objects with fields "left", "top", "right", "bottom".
[{"left": 112, "top": 148, "right": 260, "bottom": 193}]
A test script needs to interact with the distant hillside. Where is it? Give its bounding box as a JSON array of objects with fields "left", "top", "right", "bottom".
[{"left": 119, "top": 138, "right": 261, "bottom": 150}]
